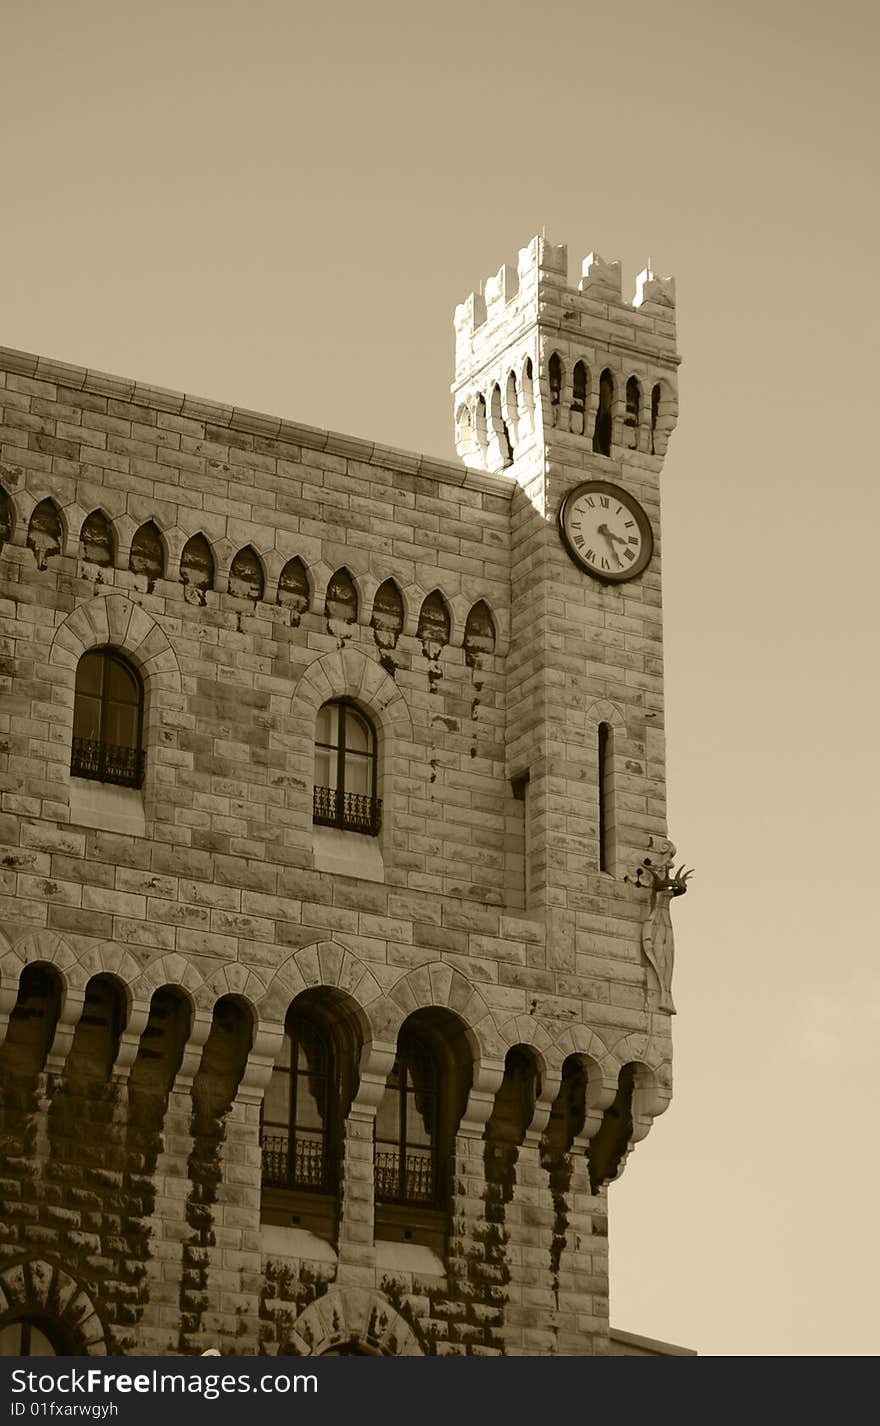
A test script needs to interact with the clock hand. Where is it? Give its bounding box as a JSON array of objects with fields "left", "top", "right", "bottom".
[{"left": 597, "top": 522, "right": 628, "bottom": 546}]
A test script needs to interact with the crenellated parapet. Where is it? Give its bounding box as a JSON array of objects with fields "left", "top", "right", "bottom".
[{"left": 452, "top": 232, "right": 680, "bottom": 473}]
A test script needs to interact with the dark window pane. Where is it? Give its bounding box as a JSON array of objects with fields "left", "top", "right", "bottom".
[
  {"left": 105, "top": 657, "right": 139, "bottom": 705},
  {"left": 75, "top": 652, "right": 104, "bottom": 697},
  {"left": 72, "top": 693, "right": 102, "bottom": 741}
]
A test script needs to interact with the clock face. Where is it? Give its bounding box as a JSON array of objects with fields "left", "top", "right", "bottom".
[{"left": 558, "top": 480, "right": 654, "bottom": 583}]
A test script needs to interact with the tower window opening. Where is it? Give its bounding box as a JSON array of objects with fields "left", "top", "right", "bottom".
[
  {"left": 571, "top": 360, "right": 587, "bottom": 435},
  {"left": 625, "top": 377, "right": 640, "bottom": 449},
  {"left": 548, "top": 353, "right": 563, "bottom": 424},
  {"left": 522, "top": 356, "right": 535, "bottom": 432},
  {"left": 505, "top": 370, "right": 520, "bottom": 451},
  {"left": 491, "top": 384, "right": 514, "bottom": 468},
  {"left": 313, "top": 699, "right": 380, "bottom": 835},
  {"left": 71, "top": 648, "right": 145, "bottom": 788},
  {"left": 593, "top": 369, "right": 614, "bottom": 456},
  {"left": 651, "top": 382, "right": 661, "bottom": 455}
]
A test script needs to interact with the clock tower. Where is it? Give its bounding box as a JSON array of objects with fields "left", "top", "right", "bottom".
[
  {"left": 453, "top": 233, "right": 679, "bottom": 907},
  {"left": 452, "top": 241, "right": 684, "bottom": 1331}
]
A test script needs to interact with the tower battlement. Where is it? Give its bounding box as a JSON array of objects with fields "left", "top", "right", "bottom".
[
  {"left": 452, "top": 233, "right": 679, "bottom": 473},
  {"left": 454, "top": 233, "right": 677, "bottom": 380}
]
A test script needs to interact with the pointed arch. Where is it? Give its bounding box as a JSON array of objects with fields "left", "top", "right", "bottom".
[
  {"left": 463, "top": 599, "right": 496, "bottom": 665},
  {"left": 593, "top": 367, "right": 614, "bottom": 455},
  {"left": 27, "top": 498, "right": 64, "bottom": 569},
  {"left": 129, "top": 520, "right": 166, "bottom": 588},
  {"left": 180, "top": 532, "right": 215, "bottom": 605},
  {"left": 417, "top": 589, "right": 451, "bottom": 649},
  {"left": 625, "top": 374, "right": 641, "bottom": 449},
  {"left": 79, "top": 509, "right": 115, "bottom": 567},
  {"left": 228, "top": 544, "right": 265, "bottom": 601},
  {"left": 548, "top": 351, "right": 563, "bottom": 424},
  {"left": 371, "top": 578, "right": 405, "bottom": 650},
  {"left": 325, "top": 566, "right": 358, "bottom": 624},
  {"left": 277, "top": 556, "right": 311, "bottom": 615},
  {"left": 570, "top": 360, "right": 588, "bottom": 435}
]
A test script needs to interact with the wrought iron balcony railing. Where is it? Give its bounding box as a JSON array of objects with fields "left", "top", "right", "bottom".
[
  {"left": 313, "top": 785, "right": 382, "bottom": 835},
  {"left": 374, "top": 1148, "right": 435, "bottom": 1205},
  {"left": 70, "top": 737, "right": 145, "bottom": 789},
  {"left": 261, "top": 1133, "right": 327, "bottom": 1191}
]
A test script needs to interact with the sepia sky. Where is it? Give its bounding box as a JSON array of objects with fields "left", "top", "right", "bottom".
[{"left": 2, "top": 0, "right": 878, "bottom": 1356}]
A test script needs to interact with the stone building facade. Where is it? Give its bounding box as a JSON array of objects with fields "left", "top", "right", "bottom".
[{"left": 0, "top": 234, "right": 688, "bottom": 1357}]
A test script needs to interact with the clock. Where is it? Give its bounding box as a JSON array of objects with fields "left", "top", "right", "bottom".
[{"left": 557, "top": 479, "right": 654, "bottom": 583}]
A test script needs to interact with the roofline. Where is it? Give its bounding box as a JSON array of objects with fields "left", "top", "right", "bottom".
[{"left": 0, "top": 343, "right": 515, "bottom": 501}]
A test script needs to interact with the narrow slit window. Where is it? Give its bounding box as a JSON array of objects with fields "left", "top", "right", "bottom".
[{"left": 598, "top": 722, "right": 614, "bottom": 873}]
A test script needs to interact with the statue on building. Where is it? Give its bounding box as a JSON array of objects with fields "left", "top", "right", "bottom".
[{"left": 628, "top": 838, "right": 693, "bottom": 1013}]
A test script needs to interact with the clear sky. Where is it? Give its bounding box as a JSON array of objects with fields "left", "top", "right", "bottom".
[{"left": 3, "top": 0, "right": 878, "bottom": 1356}]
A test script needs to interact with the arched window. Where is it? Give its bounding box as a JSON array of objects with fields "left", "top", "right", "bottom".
[
  {"left": 505, "top": 370, "right": 519, "bottom": 449},
  {"left": 313, "top": 700, "right": 380, "bottom": 835},
  {"left": 625, "top": 377, "right": 640, "bottom": 448},
  {"left": 71, "top": 649, "right": 144, "bottom": 788},
  {"left": 521, "top": 356, "right": 535, "bottom": 432},
  {"left": 491, "top": 384, "right": 514, "bottom": 467},
  {"left": 375, "top": 1028, "right": 440, "bottom": 1207},
  {"left": 0, "top": 1316, "right": 68, "bottom": 1356},
  {"left": 474, "top": 394, "right": 488, "bottom": 462},
  {"left": 548, "top": 352, "right": 563, "bottom": 424},
  {"left": 261, "top": 1011, "right": 335, "bottom": 1194},
  {"left": 593, "top": 368, "right": 614, "bottom": 456},
  {"left": 570, "top": 360, "right": 587, "bottom": 435}
]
